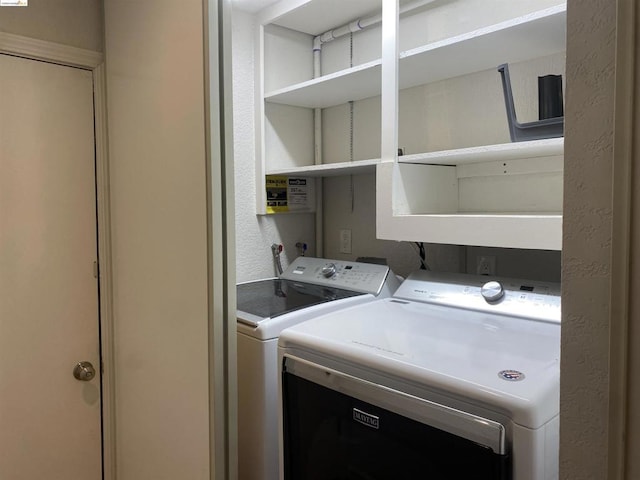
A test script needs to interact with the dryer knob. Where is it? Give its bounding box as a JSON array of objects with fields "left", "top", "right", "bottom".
[
  {"left": 322, "top": 263, "right": 337, "bottom": 278},
  {"left": 481, "top": 280, "right": 505, "bottom": 303}
]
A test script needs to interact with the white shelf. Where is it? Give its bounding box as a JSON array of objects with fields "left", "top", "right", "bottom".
[
  {"left": 399, "top": 5, "right": 566, "bottom": 90},
  {"left": 261, "top": 136, "right": 564, "bottom": 180},
  {"left": 261, "top": 0, "right": 381, "bottom": 36},
  {"left": 375, "top": 151, "right": 564, "bottom": 250},
  {"left": 399, "top": 138, "right": 564, "bottom": 166},
  {"left": 378, "top": 211, "right": 563, "bottom": 250},
  {"left": 258, "top": 1, "right": 566, "bottom": 249},
  {"left": 266, "top": 158, "right": 380, "bottom": 178},
  {"left": 265, "top": 60, "right": 382, "bottom": 108},
  {"left": 263, "top": 5, "right": 565, "bottom": 109}
]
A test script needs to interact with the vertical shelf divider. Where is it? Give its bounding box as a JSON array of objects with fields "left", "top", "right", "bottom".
[
  {"left": 377, "top": 0, "right": 399, "bottom": 237},
  {"left": 380, "top": 0, "right": 398, "bottom": 164}
]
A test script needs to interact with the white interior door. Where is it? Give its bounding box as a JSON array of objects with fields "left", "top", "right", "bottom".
[{"left": 0, "top": 54, "right": 102, "bottom": 479}]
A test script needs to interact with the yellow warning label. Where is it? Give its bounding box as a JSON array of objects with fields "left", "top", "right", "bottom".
[{"left": 265, "top": 175, "right": 313, "bottom": 214}]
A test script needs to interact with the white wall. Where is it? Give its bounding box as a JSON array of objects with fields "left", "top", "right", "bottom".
[
  {"left": 321, "top": 173, "right": 562, "bottom": 281},
  {"left": 322, "top": 173, "right": 464, "bottom": 277},
  {"left": 232, "top": 9, "right": 315, "bottom": 282},
  {"left": 103, "top": 1, "right": 210, "bottom": 478},
  {"left": 0, "top": 0, "right": 103, "bottom": 51},
  {"left": 465, "top": 247, "right": 561, "bottom": 281}
]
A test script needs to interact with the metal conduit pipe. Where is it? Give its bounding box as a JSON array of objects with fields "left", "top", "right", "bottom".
[
  {"left": 314, "top": 107, "right": 323, "bottom": 257},
  {"left": 313, "top": 42, "right": 324, "bottom": 256},
  {"left": 313, "top": 0, "right": 438, "bottom": 48}
]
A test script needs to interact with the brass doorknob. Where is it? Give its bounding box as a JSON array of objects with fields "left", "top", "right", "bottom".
[{"left": 73, "top": 361, "right": 96, "bottom": 381}]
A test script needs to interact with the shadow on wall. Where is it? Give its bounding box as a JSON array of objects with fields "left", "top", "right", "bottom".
[
  {"left": 465, "top": 246, "right": 561, "bottom": 282},
  {"left": 321, "top": 173, "right": 560, "bottom": 282}
]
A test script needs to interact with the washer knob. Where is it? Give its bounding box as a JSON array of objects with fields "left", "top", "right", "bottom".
[
  {"left": 322, "top": 263, "right": 337, "bottom": 278},
  {"left": 481, "top": 280, "right": 505, "bottom": 303}
]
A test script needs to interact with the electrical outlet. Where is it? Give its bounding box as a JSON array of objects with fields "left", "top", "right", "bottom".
[
  {"left": 339, "top": 229, "right": 352, "bottom": 254},
  {"left": 476, "top": 255, "right": 496, "bottom": 276}
]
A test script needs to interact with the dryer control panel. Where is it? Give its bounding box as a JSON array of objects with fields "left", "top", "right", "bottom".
[
  {"left": 280, "top": 257, "right": 396, "bottom": 296},
  {"left": 394, "top": 271, "right": 561, "bottom": 323}
]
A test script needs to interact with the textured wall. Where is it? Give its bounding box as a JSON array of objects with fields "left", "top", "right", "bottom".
[
  {"left": 561, "top": 0, "right": 616, "bottom": 477},
  {"left": 232, "top": 9, "right": 315, "bottom": 282},
  {"left": 0, "top": 0, "right": 103, "bottom": 51}
]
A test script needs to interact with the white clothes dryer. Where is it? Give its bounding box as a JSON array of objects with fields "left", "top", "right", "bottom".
[
  {"left": 278, "top": 270, "right": 561, "bottom": 480},
  {"left": 237, "top": 256, "right": 400, "bottom": 480}
]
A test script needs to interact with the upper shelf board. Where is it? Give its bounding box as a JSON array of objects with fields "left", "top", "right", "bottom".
[
  {"left": 260, "top": 0, "right": 381, "bottom": 35},
  {"left": 263, "top": 138, "right": 563, "bottom": 178},
  {"left": 264, "top": 5, "right": 566, "bottom": 109},
  {"left": 399, "top": 5, "right": 566, "bottom": 90},
  {"left": 398, "top": 138, "right": 564, "bottom": 166},
  {"left": 266, "top": 158, "right": 380, "bottom": 177},
  {"left": 265, "top": 60, "right": 382, "bottom": 108}
]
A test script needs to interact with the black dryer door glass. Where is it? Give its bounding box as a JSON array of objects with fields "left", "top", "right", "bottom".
[{"left": 282, "top": 371, "right": 511, "bottom": 480}]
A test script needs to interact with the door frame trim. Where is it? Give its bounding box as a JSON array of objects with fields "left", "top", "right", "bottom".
[
  {"left": 0, "top": 32, "right": 114, "bottom": 480},
  {"left": 608, "top": 0, "right": 638, "bottom": 477}
]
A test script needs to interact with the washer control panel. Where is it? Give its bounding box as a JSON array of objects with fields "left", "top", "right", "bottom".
[
  {"left": 395, "top": 271, "right": 561, "bottom": 323},
  {"left": 280, "top": 257, "right": 392, "bottom": 296}
]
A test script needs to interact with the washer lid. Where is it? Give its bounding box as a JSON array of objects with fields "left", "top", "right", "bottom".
[
  {"left": 237, "top": 278, "right": 363, "bottom": 322},
  {"left": 278, "top": 298, "right": 560, "bottom": 429}
]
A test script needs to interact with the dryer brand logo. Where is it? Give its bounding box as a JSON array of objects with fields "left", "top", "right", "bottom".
[
  {"left": 498, "top": 369, "right": 525, "bottom": 381},
  {"left": 353, "top": 408, "right": 379, "bottom": 429}
]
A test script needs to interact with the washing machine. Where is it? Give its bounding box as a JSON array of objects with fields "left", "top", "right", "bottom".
[
  {"left": 237, "top": 256, "right": 400, "bottom": 480},
  {"left": 278, "top": 270, "right": 561, "bottom": 480}
]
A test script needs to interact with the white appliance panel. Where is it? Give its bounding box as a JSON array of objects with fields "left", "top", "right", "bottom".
[
  {"left": 237, "top": 257, "right": 400, "bottom": 480},
  {"left": 279, "top": 298, "right": 559, "bottom": 428},
  {"left": 278, "top": 270, "right": 561, "bottom": 480}
]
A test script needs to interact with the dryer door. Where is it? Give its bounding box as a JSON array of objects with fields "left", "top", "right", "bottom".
[{"left": 281, "top": 356, "right": 510, "bottom": 480}]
